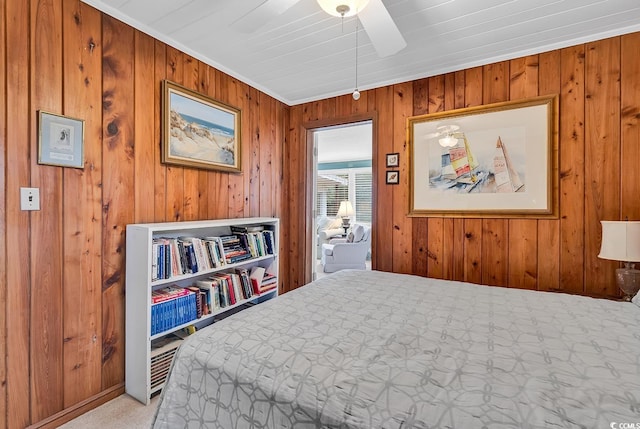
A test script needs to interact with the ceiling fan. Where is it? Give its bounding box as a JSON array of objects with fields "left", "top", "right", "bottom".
[{"left": 233, "top": 0, "right": 407, "bottom": 58}]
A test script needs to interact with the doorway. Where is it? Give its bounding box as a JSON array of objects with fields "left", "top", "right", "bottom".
[{"left": 312, "top": 121, "right": 373, "bottom": 280}]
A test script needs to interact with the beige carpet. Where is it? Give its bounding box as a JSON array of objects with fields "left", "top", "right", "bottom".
[{"left": 59, "top": 394, "right": 160, "bottom": 429}]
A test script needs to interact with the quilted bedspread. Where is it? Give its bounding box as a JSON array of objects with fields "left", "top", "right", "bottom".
[{"left": 153, "top": 270, "right": 640, "bottom": 428}]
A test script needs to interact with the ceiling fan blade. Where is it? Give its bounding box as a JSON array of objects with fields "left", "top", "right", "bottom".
[
  {"left": 233, "top": 0, "right": 302, "bottom": 33},
  {"left": 357, "top": 0, "right": 406, "bottom": 57}
]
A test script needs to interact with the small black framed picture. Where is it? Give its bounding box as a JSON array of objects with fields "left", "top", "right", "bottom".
[
  {"left": 386, "top": 170, "right": 399, "bottom": 185},
  {"left": 386, "top": 153, "right": 399, "bottom": 168}
]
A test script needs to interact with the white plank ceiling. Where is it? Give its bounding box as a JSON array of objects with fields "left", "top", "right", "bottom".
[{"left": 81, "top": 0, "right": 640, "bottom": 105}]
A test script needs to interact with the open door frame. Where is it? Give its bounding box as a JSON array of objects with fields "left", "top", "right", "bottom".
[{"left": 301, "top": 112, "right": 378, "bottom": 284}]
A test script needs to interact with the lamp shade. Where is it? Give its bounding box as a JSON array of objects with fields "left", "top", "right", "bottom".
[
  {"left": 598, "top": 221, "right": 640, "bottom": 262},
  {"left": 316, "top": 0, "right": 370, "bottom": 17},
  {"left": 337, "top": 200, "right": 354, "bottom": 217}
]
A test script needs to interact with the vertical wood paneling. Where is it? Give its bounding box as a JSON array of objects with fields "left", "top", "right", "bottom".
[
  {"left": 260, "top": 92, "right": 275, "bottom": 216},
  {"left": 392, "top": 83, "right": 413, "bottom": 274},
  {"left": 30, "top": 0, "right": 64, "bottom": 420},
  {"left": 620, "top": 33, "right": 640, "bottom": 221},
  {"left": 154, "top": 41, "right": 167, "bottom": 222},
  {"left": 411, "top": 78, "right": 428, "bottom": 276},
  {"left": 537, "top": 50, "right": 561, "bottom": 291},
  {"left": 3, "top": 1, "right": 640, "bottom": 424},
  {"left": 165, "top": 47, "right": 184, "bottom": 222},
  {"left": 0, "top": 0, "right": 7, "bottom": 423},
  {"left": 62, "top": 0, "right": 103, "bottom": 407},
  {"left": 285, "top": 105, "right": 303, "bottom": 291},
  {"left": 182, "top": 55, "right": 200, "bottom": 221},
  {"left": 557, "top": 46, "right": 586, "bottom": 293},
  {"left": 134, "top": 31, "right": 155, "bottom": 223},
  {"left": 2, "top": 1, "right": 287, "bottom": 426},
  {"left": 508, "top": 56, "right": 538, "bottom": 290},
  {"left": 584, "top": 38, "right": 621, "bottom": 297},
  {"left": 6, "top": 0, "right": 31, "bottom": 425},
  {"left": 247, "top": 86, "right": 260, "bottom": 217},
  {"left": 101, "top": 15, "right": 134, "bottom": 389},
  {"left": 374, "top": 86, "right": 394, "bottom": 273},
  {"left": 275, "top": 102, "right": 286, "bottom": 290}
]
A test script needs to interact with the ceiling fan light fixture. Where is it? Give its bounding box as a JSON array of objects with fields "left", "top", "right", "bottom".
[
  {"left": 438, "top": 135, "right": 458, "bottom": 147},
  {"left": 352, "top": 89, "right": 360, "bottom": 100},
  {"left": 317, "top": 0, "right": 370, "bottom": 17}
]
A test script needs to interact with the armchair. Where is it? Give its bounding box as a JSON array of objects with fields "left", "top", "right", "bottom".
[
  {"left": 321, "top": 224, "right": 371, "bottom": 273},
  {"left": 316, "top": 216, "right": 344, "bottom": 257}
]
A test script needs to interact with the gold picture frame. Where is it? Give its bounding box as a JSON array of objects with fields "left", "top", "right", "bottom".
[
  {"left": 37, "top": 111, "right": 84, "bottom": 169},
  {"left": 162, "top": 80, "right": 241, "bottom": 173},
  {"left": 408, "top": 95, "right": 558, "bottom": 218}
]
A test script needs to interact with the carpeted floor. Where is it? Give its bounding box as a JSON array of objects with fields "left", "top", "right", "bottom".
[{"left": 59, "top": 394, "right": 160, "bottom": 429}]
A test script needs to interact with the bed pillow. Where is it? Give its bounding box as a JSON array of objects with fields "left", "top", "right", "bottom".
[{"left": 352, "top": 224, "right": 365, "bottom": 242}]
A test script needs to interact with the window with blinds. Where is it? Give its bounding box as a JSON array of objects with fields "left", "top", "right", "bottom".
[
  {"left": 316, "top": 174, "right": 348, "bottom": 217},
  {"left": 355, "top": 172, "right": 372, "bottom": 223},
  {"left": 316, "top": 168, "right": 371, "bottom": 225}
]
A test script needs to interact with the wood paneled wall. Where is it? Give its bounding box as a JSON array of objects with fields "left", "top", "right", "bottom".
[
  {"left": 1, "top": 1, "right": 286, "bottom": 427},
  {"left": 2, "top": 0, "right": 640, "bottom": 426},
  {"left": 285, "top": 33, "right": 640, "bottom": 297}
]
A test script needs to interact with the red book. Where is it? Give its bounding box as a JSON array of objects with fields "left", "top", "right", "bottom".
[{"left": 151, "top": 286, "right": 190, "bottom": 304}]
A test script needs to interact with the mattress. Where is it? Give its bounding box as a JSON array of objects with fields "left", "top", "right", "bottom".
[{"left": 153, "top": 269, "right": 640, "bottom": 428}]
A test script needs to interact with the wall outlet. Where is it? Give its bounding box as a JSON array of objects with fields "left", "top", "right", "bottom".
[{"left": 20, "top": 187, "right": 40, "bottom": 211}]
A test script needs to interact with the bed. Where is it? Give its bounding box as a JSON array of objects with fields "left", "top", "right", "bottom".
[{"left": 152, "top": 269, "right": 640, "bottom": 428}]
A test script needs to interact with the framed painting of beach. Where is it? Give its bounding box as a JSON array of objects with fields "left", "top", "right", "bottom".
[
  {"left": 161, "top": 80, "right": 241, "bottom": 173},
  {"left": 408, "top": 95, "right": 558, "bottom": 218}
]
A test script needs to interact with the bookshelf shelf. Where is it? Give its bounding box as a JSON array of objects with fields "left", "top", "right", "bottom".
[{"left": 125, "top": 217, "right": 279, "bottom": 404}]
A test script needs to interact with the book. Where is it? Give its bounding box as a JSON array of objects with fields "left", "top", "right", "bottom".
[
  {"left": 230, "top": 225, "right": 264, "bottom": 234},
  {"left": 249, "top": 266, "right": 266, "bottom": 294},
  {"left": 152, "top": 285, "right": 190, "bottom": 304},
  {"left": 186, "top": 286, "right": 203, "bottom": 318}
]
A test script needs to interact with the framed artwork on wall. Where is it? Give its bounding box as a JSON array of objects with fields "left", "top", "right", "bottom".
[
  {"left": 37, "top": 111, "right": 84, "bottom": 168},
  {"left": 386, "top": 153, "right": 399, "bottom": 167},
  {"left": 162, "top": 80, "right": 242, "bottom": 173},
  {"left": 408, "top": 95, "right": 558, "bottom": 218},
  {"left": 386, "top": 170, "right": 399, "bottom": 185}
]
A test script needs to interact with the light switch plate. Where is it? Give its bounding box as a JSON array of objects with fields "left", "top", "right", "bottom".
[{"left": 20, "top": 187, "right": 40, "bottom": 211}]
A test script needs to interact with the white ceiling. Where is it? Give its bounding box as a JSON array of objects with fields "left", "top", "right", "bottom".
[{"left": 81, "top": 0, "right": 640, "bottom": 106}]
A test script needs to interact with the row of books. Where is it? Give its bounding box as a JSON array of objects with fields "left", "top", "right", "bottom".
[
  {"left": 230, "top": 226, "right": 276, "bottom": 258},
  {"left": 151, "top": 229, "right": 276, "bottom": 281},
  {"left": 151, "top": 286, "right": 198, "bottom": 336},
  {"left": 150, "top": 267, "right": 277, "bottom": 335}
]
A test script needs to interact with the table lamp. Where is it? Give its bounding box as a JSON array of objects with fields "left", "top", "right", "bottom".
[
  {"left": 336, "top": 201, "right": 354, "bottom": 233},
  {"left": 598, "top": 220, "right": 640, "bottom": 301}
]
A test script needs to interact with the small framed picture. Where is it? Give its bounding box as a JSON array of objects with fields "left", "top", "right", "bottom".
[
  {"left": 386, "top": 152, "right": 399, "bottom": 168},
  {"left": 38, "top": 111, "right": 84, "bottom": 168},
  {"left": 386, "top": 170, "right": 399, "bottom": 185}
]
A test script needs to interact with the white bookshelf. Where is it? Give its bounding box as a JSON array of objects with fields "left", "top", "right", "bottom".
[{"left": 125, "top": 217, "right": 279, "bottom": 404}]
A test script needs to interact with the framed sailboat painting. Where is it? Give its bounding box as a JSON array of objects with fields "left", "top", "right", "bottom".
[{"left": 408, "top": 95, "right": 558, "bottom": 218}]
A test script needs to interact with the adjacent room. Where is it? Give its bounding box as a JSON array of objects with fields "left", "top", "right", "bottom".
[
  {"left": 2, "top": 0, "right": 640, "bottom": 428},
  {"left": 314, "top": 122, "right": 372, "bottom": 279}
]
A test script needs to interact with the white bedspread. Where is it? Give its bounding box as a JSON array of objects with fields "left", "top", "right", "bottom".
[{"left": 153, "top": 270, "right": 640, "bottom": 428}]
